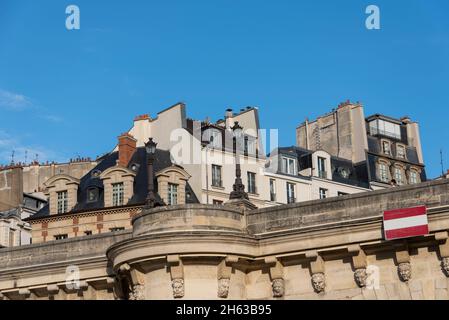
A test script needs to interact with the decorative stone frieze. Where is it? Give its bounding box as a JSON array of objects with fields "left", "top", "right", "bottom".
[
  {"left": 171, "top": 278, "right": 184, "bottom": 298},
  {"left": 217, "top": 278, "right": 230, "bottom": 298},
  {"left": 441, "top": 258, "right": 449, "bottom": 277},
  {"left": 354, "top": 268, "right": 368, "bottom": 288},
  {"left": 398, "top": 262, "right": 412, "bottom": 282},
  {"left": 129, "top": 284, "right": 145, "bottom": 300},
  {"left": 311, "top": 273, "right": 326, "bottom": 293},
  {"left": 272, "top": 278, "right": 285, "bottom": 297}
]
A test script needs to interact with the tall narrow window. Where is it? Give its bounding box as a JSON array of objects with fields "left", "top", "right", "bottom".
[
  {"left": 247, "top": 172, "right": 256, "bottom": 194},
  {"left": 57, "top": 190, "right": 68, "bottom": 214},
  {"left": 212, "top": 165, "right": 222, "bottom": 187},
  {"left": 410, "top": 171, "right": 418, "bottom": 184},
  {"left": 379, "top": 163, "right": 389, "bottom": 182},
  {"left": 317, "top": 157, "right": 326, "bottom": 178},
  {"left": 319, "top": 188, "right": 327, "bottom": 199},
  {"left": 112, "top": 183, "right": 124, "bottom": 206},
  {"left": 9, "top": 230, "right": 15, "bottom": 247},
  {"left": 286, "top": 182, "right": 295, "bottom": 204},
  {"left": 394, "top": 168, "right": 404, "bottom": 185},
  {"left": 168, "top": 183, "right": 178, "bottom": 205},
  {"left": 269, "top": 179, "right": 276, "bottom": 202}
]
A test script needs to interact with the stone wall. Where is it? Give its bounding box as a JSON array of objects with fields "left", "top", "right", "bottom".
[{"left": 2, "top": 179, "right": 449, "bottom": 300}]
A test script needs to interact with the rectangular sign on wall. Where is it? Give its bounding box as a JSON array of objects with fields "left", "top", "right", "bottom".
[{"left": 383, "top": 206, "right": 429, "bottom": 240}]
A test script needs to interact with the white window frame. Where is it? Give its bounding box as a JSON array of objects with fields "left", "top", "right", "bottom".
[
  {"left": 112, "top": 183, "right": 124, "bottom": 206},
  {"left": 57, "top": 190, "right": 68, "bottom": 214},
  {"left": 319, "top": 188, "right": 327, "bottom": 199},
  {"left": 168, "top": 183, "right": 178, "bottom": 205},
  {"left": 282, "top": 157, "right": 297, "bottom": 175},
  {"left": 286, "top": 182, "right": 295, "bottom": 203}
]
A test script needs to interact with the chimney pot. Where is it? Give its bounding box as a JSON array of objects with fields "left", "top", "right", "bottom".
[{"left": 118, "top": 133, "right": 137, "bottom": 167}]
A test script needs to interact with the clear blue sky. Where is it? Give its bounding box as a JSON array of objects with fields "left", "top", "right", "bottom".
[{"left": 1, "top": 1, "right": 448, "bottom": 178}]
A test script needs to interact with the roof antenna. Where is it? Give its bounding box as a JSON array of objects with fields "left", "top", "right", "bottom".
[
  {"left": 24, "top": 150, "right": 28, "bottom": 164},
  {"left": 10, "top": 150, "right": 15, "bottom": 165},
  {"left": 441, "top": 149, "right": 445, "bottom": 177}
]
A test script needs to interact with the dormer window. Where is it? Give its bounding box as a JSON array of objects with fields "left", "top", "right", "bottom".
[
  {"left": 281, "top": 157, "right": 296, "bottom": 175},
  {"left": 317, "top": 157, "right": 327, "bottom": 179},
  {"left": 112, "top": 183, "right": 124, "bottom": 206},
  {"left": 57, "top": 191, "right": 68, "bottom": 214},
  {"left": 369, "top": 119, "right": 401, "bottom": 140},
  {"left": 397, "top": 145, "right": 406, "bottom": 159},
  {"left": 87, "top": 187, "right": 99, "bottom": 203}
]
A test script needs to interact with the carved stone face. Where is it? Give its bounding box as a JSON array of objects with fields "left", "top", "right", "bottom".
[
  {"left": 441, "top": 258, "right": 449, "bottom": 276},
  {"left": 272, "top": 278, "right": 284, "bottom": 297},
  {"left": 311, "top": 273, "right": 326, "bottom": 293},
  {"left": 172, "top": 278, "right": 184, "bottom": 298},
  {"left": 398, "top": 263, "right": 412, "bottom": 282},
  {"left": 217, "top": 278, "right": 230, "bottom": 298},
  {"left": 354, "top": 268, "right": 367, "bottom": 287},
  {"left": 129, "top": 284, "right": 145, "bottom": 300}
]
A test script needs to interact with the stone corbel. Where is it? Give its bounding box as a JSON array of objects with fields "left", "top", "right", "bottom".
[
  {"left": 265, "top": 257, "right": 284, "bottom": 298},
  {"left": 348, "top": 245, "right": 368, "bottom": 288},
  {"left": 306, "top": 251, "right": 326, "bottom": 293},
  {"left": 167, "top": 255, "right": 184, "bottom": 299},
  {"left": 217, "top": 256, "right": 238, "bottom": 298},
  {"left": 119, "top": 263, "right": 145, "bottom": 300},
  {"left": 395, "top": 245, "right": 411, "bottom": 282},
  {"left": 47, "top": 284, "right": 60, "bottom": 299},
  {"left": 435, "top": 231, "right": 449, "bottom": 276},
  {"left": 18, "top": 288, "right": 31, "bottom": 300}
]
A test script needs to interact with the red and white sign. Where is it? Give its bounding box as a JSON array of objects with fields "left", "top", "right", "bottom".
[{"left": 383, "top": 206, "right": 429, "bottom": 240}]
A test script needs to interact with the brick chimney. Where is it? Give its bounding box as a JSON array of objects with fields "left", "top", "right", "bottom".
[{"left": 118, "top": 133, "right": 137, "bottom": 167}]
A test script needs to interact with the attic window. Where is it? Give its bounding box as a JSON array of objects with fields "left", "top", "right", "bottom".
[
  {"left": 91, "top": 169, "right": 101, "bottom": 177},
  {"left": 87, "top": 187, "right": 99, "bottom": 202}
]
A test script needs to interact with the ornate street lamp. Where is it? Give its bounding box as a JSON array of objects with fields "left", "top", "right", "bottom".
[
  {"left": 145, "top": 137, "right": 165, "bottom": 208},
  {"left": 229, "top": 121, "right": 249, "bottom": 200}
]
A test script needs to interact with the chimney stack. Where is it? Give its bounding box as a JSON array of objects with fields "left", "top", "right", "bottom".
[
  {"left": 225, "top": 108, "right": 233, "bottom": 129},
  {"left": 118, "top": 133, "right": 137, "bottom": 167}
]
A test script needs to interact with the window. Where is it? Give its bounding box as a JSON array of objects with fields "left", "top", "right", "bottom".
[
  {"left": 379, "top": 163, "right": 389, "bottom": 182},
  {"left": 247, "top": 172, "right": 256, "bottom": 194},
  {"left": 57, "top": 191, "right": 68, "bottom": 214},
  {"left": 382, "top": 141, "right": 391, "bottom": 155},
  {"left": 397, "top": 145, "right": 406, "bottom": 159},
  {"left": 84, "top": 231, "right": 93, "bottom": 236},
  {"left": 244, "top": 137, "right": 256, "bottom": 155},
  {"left": 269, "top": 179, "right": 276, "bottom": 202},
  {"left": 112, "top": 183, "right": 124, "bottom": 206},
  {"left": 369, "top": 119, "right": 401, "bottom": 140},
  {"left": 286, "top": 182, "right": 295, "bottom": 204},
  {"left": 210, "top": 130, "right": 222, "bottom": 149},
  {"left": 338, "top": 192, "right": 348, "bottom": 196},
  {"left": 54, "top": 234, "right": 68, "bottom": 240},
  {"left": 394, "top": 167, "right": 404, "bottom": 185},
  {"left": 87, "top": 187, "right": 99, "bottom": 203},
  {"left": 110, "top": 227, "right": 125, "bottom": 232},
  {"left": 168, "top": 183, "right": 178, "bottom": 205},
  {"left": 319, "top": 188, "right": 327, "bottom": 199},
  {"left": 317, "top": 157, "right": 327, "bottom": 178},
  {"left": 410, "top": 171, "right": 418, "bottom": 184},
  {"left": 9, "top": 230, "right": 15, "bottom": 247},
  {"left": 212, "top": 165, "right": 222, "bottom": 187},
  {"left": 282, "top": 157, "right": 296, "bottom": 175},
  {"left": 213, "top": 199, "right": 223, "bottom": 205}
]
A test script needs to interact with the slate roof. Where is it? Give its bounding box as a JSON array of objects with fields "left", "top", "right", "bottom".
[{"left": 27, "top": 147, "right": 199, "bottom": 220}]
